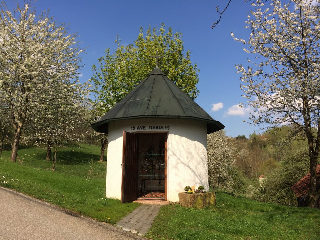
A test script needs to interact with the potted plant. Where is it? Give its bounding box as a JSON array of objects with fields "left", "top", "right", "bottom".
[
  {"left": 184, "top": 186, "right": 192, "bottom": 193},
  {"left": 179, "top": 185, "right": 215, "bottom": 209},
  {"left": 194, "top": 185, "right": 206, "bottom": 193}
]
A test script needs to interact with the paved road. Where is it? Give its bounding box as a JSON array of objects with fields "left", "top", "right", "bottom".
[{"left": 0, "top": 187, "right": 145, "bottom": 240}]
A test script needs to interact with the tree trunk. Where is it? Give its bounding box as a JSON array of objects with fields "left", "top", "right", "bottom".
[
  {"left": 0, "top": 127, "right": 5, "bottom": 157},
  {"left": 10, "top": 125, "right": 22, "bottom": 162},
  {"left": 308, "top": 153, "right": 320, "bottom": 208},
  {"left": 304, "top": 118, "right": 320, "bottom": 208},
  {"left": 46, "top": 140, "right": 52, "bottom": 161},
  {"left": 302, "top": 98, "right": 320, "bottom": 208},
  {"left": 52, "top": 146, "right": 57, "bottom": 171},
  {"left": 100, "top": 134, "right": 108, "bottom": 162}
]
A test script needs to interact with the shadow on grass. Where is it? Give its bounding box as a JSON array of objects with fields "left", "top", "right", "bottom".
[
  {"left": 34, "top": 150, "right": 101, "bottom": 165},
  {"left": 217, "top": 191, "right": 319, "bottom": 216},
  {"left": 58, "top": 150, "right": 101, "bottom": 165}
]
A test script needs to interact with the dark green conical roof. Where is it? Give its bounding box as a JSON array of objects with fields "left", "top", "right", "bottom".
[{"left": 91, "top": 67, "right": 224, "bottom": 134}]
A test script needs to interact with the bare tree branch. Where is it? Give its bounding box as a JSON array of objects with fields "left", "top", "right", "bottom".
[
  {"left": 212, "top": 0, "right": 233, "bottom": 29},
  {"left": 212, "top": 0, "right": 269, "bottom": 29}
]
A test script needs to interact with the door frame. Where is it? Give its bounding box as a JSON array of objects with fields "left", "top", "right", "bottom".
[{"left": 121, "top": 131, "right": 168, "bottom": 202}]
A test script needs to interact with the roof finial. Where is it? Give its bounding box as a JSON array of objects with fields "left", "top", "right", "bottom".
[{"left": 151, "top": 51, "right": 163, "bottom": 68}]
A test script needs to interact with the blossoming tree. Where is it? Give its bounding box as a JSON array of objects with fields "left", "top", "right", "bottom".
[
  {"left": 207, "top": 130, "right": 237, "bottom": 191},
  {"left": 0, "top": 2, "right": 83, "bottom": 162},
  {"left": 234, "top": 0, "right": 320, "bottom": 207},
  {"left": 23, "top": 80, "right": 90, "bottom": 168}
]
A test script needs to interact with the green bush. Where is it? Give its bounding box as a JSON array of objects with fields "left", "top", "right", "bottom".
[
  {"left": 228, "top": 167, "right": 247, "bottom": 194},
  {"left": 253, "top": 148, "right": 309, "bottom": 206}
]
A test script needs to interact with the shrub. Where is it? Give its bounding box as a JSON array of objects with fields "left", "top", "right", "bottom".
[
  {"left": 207, "top": 130, "right": 241, "bottom": 192},
  {"left": 253, "top": 148, "right": 309, "bottom": 206}
]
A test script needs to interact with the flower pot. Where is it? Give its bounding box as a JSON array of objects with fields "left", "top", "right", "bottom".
[{"left": 178, "top": 191, "right": 216, "bottom": 209}]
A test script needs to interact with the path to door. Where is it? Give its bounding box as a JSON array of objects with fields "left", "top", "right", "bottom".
[
  {"left": 116, "top": 200, "right": 168, "bottom": 236},
  {"left": 0, "top": 187, "right": 145, "bottom": 240}
]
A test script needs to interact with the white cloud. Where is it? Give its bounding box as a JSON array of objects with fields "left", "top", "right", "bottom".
[
  {"left": 304, "top": 0, "right": 318, "bottom": 5},
  {"left": 226, "top": 104, "right": 252, "bottom": 116},
  {"left": 296, "top": 0, "right": 319, "bottom": 7},
  {"left": 211, "top": 102, "right": 223, "bottom": 112},
  {"left": 78, "top": 73, "right": 83, "bottom": 77}
]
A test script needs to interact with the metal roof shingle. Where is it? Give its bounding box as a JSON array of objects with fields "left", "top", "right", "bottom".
[{"left": 91, "top": 67, "right": 224, "bottom": 133}]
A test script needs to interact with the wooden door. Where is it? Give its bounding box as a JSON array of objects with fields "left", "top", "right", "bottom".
[
  {"left": 136, "top": 133, "right": 167, "bottom": 199},
  {"left": 121, "top": 131, "right": 138, "bottom": 203}
]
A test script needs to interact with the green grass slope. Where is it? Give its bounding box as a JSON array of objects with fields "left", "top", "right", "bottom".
[
  {"left": 147, "top": 192, "right": 320, "bottom": 240},
  {"left": 1, "top": 145, "right": 319, "bottom": 239},
  {"left": 0, "top": 144, "right": 139, "bottom": 224}
]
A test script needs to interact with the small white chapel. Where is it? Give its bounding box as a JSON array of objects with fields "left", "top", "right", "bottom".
[{"left": 91, "top": 67, "right": 224, "bottom": 203}]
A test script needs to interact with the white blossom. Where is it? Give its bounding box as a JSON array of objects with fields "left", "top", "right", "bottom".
[
  {"left": 0, "top": 2, "right": 84, "bottom": 161},
  {"left": 207, "top": 130, "right": 237, "bottom": 190},
  {"left": 233, "top": 0, "right": 320, "bottom": 206}
]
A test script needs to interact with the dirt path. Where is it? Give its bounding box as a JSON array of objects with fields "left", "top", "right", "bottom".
[{"left": 0, "top": 187, "right": 146, "bottom": 240}]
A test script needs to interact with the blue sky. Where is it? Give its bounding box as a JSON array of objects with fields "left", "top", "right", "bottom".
[{"left": 6, "top": 0, "right": 262, "bottom": 137}]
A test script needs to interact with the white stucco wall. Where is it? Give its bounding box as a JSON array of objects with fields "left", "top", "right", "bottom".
[{"left": 106, "top": 118, "right": 208, "bottom": 202}]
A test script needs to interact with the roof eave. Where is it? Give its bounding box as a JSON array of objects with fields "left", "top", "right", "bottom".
[{"left": 91, "top": 116, "right": 224, "bottom": 134}]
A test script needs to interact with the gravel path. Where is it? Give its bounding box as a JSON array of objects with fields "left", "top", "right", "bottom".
[{"left": 0, "top": 187, "right": 146, "bottom": 240}]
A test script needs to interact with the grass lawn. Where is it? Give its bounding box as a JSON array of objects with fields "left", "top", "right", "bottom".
[
  {"left": 147, "top": 192, "right": 320, "bottom": 240},
  {"left": 0, "top": 144, "right": 140, "bottom": 224},
  {"left": 1, "top": 145, "right": 320, "bottom": 239}
]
